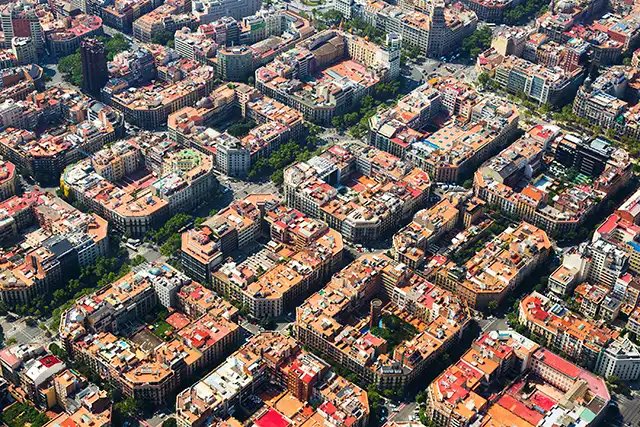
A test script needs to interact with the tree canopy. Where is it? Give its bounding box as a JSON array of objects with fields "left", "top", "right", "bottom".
[{"left": 461, "top": 26, "right": 493, "bottom": 59}]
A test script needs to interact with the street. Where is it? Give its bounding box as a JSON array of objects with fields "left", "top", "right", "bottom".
[
  {"left": 286, "top": 0, "right": 334, "bottom": 14},
  {"left": 405, "top": 56, "right": 478, "bottom": 86},
  {"left": 125, "top": 242, "right": 165, "bottom": 264},
  {"left": 610, "top": 391, "right": 640, "bottom": 427},
  {"left": 387, "top": 401, "right": 419, "bottom": 424},
  {"left": 477, "top": 316, "right": 510, "bottom": 334},
  {"left": 0, "top": 315, "right": 51, "bottom": 347},
  {"left": 217, "top": 174, "right": 281, "bottom": 200}
]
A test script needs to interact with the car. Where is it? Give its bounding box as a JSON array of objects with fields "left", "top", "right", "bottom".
[{"left": 380, "top": 417, "right": 386, "bottom": 422}]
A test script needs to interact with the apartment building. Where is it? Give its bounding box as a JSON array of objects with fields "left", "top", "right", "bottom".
[
  {"left": 176, "top": 281, "right": 238, "bottom": 320},
  {"left": 461, "top": 0, "right": 522, "bottom": 22},
  {"left": 548, "top": 228, "right": 636, "bottom": 300},
  {"left": 174, "top": 27, "right": 219, "bottom": 64},
  {"left": 296, "top": 252, "right": 470, "bottom": 390},
  {"left": 491, "top": 55, "right": 584, "bottom": 105},
  {"left": 362, "top": 0, "right": 477, "bottom": 58},
  {"left": 284, "top": 144, "right": 430, "bottom": 244},
  {"left": 0, "top": 341, "right": 76, "bottom": 410},
  {"left": 40, "top": 14, "right": 104, "bottom": 57},
  {"left": 107, "top": 46, "right": 157, "bottom": 85},
  {"left": 584, "top": 238, "right": 630, "bottom": 288},
  {"left": 0, "top": 100, "right": 123, "bottom": 183},
  {"left": 59, "top": 263, "right": 241, "bottom": 404},
  {"left": 0, "top": 64, "right": 44, "bottom": 103},
  {"left": 0, "top": 1, "right": 44, "bottom": 52},
  {"left": 176, "top": 332, "right": 370, "bottom": 427},
  {"left": 474, "top": 125, "right": 631, "bottom": 237},
  {"left": 47, "top": 369, "right": 112, "bottom": 427},
  {"left": 0, "top": 191, "right": 108, "bottom": 306},
  {"left": 616, "top": 187, "right": 640, "bottom": 225},
  {"left": 426, "top": 331, "right": 539, "bottom": 427},
  {"left": 427, "top": 329, "right": 610, "bottom": 427},
  {"left": 595, "top": 337, "right": 640, "bottom": 381},
  {"left": 167, "top": 85, "right": 236, "bottom": 144},
  {"left": 519, "top": 292, "right": 617, "bottom": 369},
  {"left": 132, "top": 0, "right": 196, "bottom": 43},
  {"left": 0, "top": 49, "right": 17, "bottom": 69},
  {"left": 174, "top": 84, "right": 305, "bottom": 176},
  {"left": 100, "top": 0, "right": 153, "bottom": 32},
  {"left": 0, "top": 161, "right": 16, "bottom": 202},
  {"left": 1, "top": 85, "right": 95, "bottom": 130},
  {"left": 104, "top": 58, "right": 216, "bottom": 129},
  {"left": 392, "top": 194, "right": 465, "bottom": 269},
  {"left": 181, "top": 194, "right": 278, "bottom": 284},
  {"left": 369, "top": 77, "right": 519, "bottom": 183},
  {"left": 61, "top": 134, "right": 216, "bottom": 237},
  {"left": 256, "top": 29, "right": 401, "bottom": 125},
  {"left": 534, "top": 0, "right": 606, "bottom": 42},
  {"left": 573, "top": 66, "right": 640, "bottom": 141},
  {"left": 431, "top": 222, "right": 552, "bottom": 310},
  {"left": 191, "top": 0, "right": 261, "bottom": 22},
  {"left": 212, "top": 204, "right": 344, "bottom": 318}
]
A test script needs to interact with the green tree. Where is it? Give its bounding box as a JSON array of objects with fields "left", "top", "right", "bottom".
[
  {"left": 332, "top": 115, "right": 344, "bottom": 130},
  {"left": 605, "top": 128, "right": 617, "bottom": 140},
  {"left": 163, "top": 419, "right": 178, "bottom": 427},
  {"left": 160, "top": 233, "right": 182, "bottom": 257},
  {"left": 104, "top": 34, "right": 130, "bottom": 61},
  {"left": 151, "top": 30, "right": 174, "bottom": 47},
  {"left": 131, "top": 255, "right": 147, "bottom": 267},
  {"left": 271, "top": 169, "right": 284, "bottom": 185},
  {"left": 461, "top": 26, "right": 493, "bottom": 59},
  {"left": 321, "top": 9, "right": 343, "bottom": 25},
  {"left": 487, "top": 300, "right": 499, "bottom": 313},
  {"left": 477, "top": 72, "right": 490, "bottom": 88},
  {"left": 58, "top": 53, "right": 83, "bottom": 87},
  {"left": 539, "top": 103, "right": 553, "bottom": 115},
  {"left": 227, "top": 120, "right": 256, "bottom": 138},
  {"left": 49, "top": 343, "right": 68, "bottom": 360},
  {"left": 113, "top": 397, "right": 142, "bottom": 425}
]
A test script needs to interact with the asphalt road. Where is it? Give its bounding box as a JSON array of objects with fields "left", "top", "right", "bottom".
[
  {"left": 611, "top": 391, "right": 640, "bottom": 427},
  {"left": 478, "top": 317, "right": 510, "bottom": 334},
  {"left": 405, "top": 57, "right": 478, "bottom": 86},
  {"left": 388, "top": 402, "right": 418, "bottom": 423},
  {"left": 125, "top": 242, "right": 165, "bottom": 264},
  {"left": 1, "top": 315, "right": 50, "bottom": 347},
  {"left": 217, "top": 175, "right": 281, "bottom": 200}
]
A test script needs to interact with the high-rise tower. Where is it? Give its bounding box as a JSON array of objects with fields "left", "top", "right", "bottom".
[{"left": 80, "top": 37, "right": 108, "bottom": 98}]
